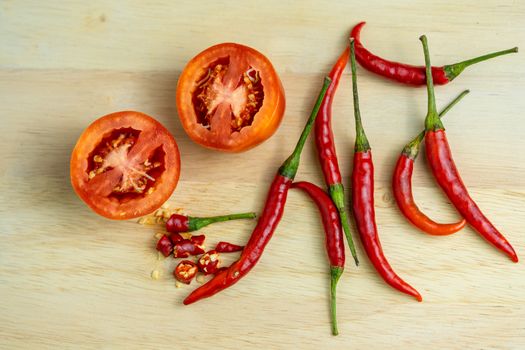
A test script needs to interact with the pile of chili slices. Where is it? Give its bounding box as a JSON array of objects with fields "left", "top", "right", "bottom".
[{"left": 71, "top": 22, "right": 519, "bottom": 336}]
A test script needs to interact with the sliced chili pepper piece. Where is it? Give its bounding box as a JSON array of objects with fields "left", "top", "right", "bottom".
[
  {"left": 190, "top": 235, "right": 205, "bottom": 246},
  {"left": 420, "top": 35, "right": 518, "bottom": 262},
  {"left": 314, "top": 45, "right": 359, "bottom": 266},
  {"left": 215, "top": 242, "right": 244, "bottom": 253},
  {"left": 351, "top": 22, "right": 518, "bottom": 86},
  {"left": 156, "top": 235, "right": 174, "bottom": 257},
  {"left": 197, "top": 250, "right": 221, "bottom": 275},
  {"left": 174, "top": 260, "right": 198, "bottom": 284},
  {"left": 170, "top": 232, "right": 184, "bottom": 243},
  {"left": 393, "top": 90, "right": 469, "bottom": 235},
  {"left": 166, "top": 212, "right": 256, "bottom": 233},
  {"left": 349, "top": 38, "right": 422, "bottom": 301},
  {"left": 291, "top": 181, "right": 345, "bottom": 335},
  {"left": 173, "top": 239, "right": 206, "bottom": 258},
  {"left": 183, "top": 77, "right": 332, "bottom": 305}
]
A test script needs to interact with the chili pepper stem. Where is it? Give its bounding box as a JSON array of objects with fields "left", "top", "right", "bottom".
[
  {"left": 350, "top": 38, "right": 370, "bottom": 152},
  {"left": 420, "top": 35, "right": 443, "bottom": 132},
  {"left": 189, "top": 212, "right": 257, "bottom": 231},
  {"left": 444, "top": 47, "right": 518, "bottom": 81},
  {"left": 403, "top": 89, "right": 470, "bottom": 159},
  {"left": 279, "top": 77, "right": 332, "bottom": 179},
  {"left": 330, "top": 266, "right": 343, "bottom": 336},
  {"left": 329, "top": 184, "right": 359, "bottom": 266}
]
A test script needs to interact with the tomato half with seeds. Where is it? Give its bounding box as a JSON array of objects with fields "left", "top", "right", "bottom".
[
  {"left": 176, "top": 43, "right": 285, "bottom": 152},
  {"left": 70, "top": 111, "right": 180, "bottom": 220}
]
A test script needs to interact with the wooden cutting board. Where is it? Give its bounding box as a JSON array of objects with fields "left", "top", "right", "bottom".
[{"left": 1, "top": 1, "right": 524, "bottom": 349}]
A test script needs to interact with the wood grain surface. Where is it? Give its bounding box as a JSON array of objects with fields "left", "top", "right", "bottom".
[{"left": 1, "top": 1, "right": 524, "bottom": 349}]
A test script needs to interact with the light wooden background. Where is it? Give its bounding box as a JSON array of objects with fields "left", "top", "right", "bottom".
[{"left": 1, "top": 1, "right": 524, "bottom": 349}]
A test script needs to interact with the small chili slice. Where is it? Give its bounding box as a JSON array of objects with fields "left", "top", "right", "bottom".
[
  {"left": 215, "top": 242, "right": 244, "bottom": 253},
  {"left": 156, "top": 235, "right": 173, "bottom": 257},
  {"left": 349, "top": 39, "right": 422, "bottom": 301},
  {"left": 197, "top": 250, "right": 220, "bottom": 275},
  {"left": 351, "top": 22, "right": 518, "bottom": 86},
  {"left": 173, "top": 237, "right": 205, "bottom": 258},
  {"left": 174, "top": 260, "right": 198, "bottom": 284},
  {"left": 393, "top": 90, "right": 469, "bottom": 236},
  {"left": 291, "top": 181, "right": 345, "bottom": 335},
  {"left": 314, "top": 45, "right": 359, "bottom": 266},
  {"left": 419, "top": 35, "right": 518, "bottom": 262},
  {"left": 166, "top": 212, "right": 256, "bottom": 233},
  {"left": 183, "top": 77, "right": 332, "bottom": 305}
]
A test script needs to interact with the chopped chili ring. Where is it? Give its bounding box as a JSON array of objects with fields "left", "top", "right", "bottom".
[
  {"left": 215, "top": 241, "right": 244, "bottom": 253},
  {"left": 156, "top": 235, "right": 173, "bottom": 257},
  {"left": 174, "top": 260, "right": 198, "bottom": 284},
  {"left": 197, "top": 250, "right": 220, "bottom": 275}
]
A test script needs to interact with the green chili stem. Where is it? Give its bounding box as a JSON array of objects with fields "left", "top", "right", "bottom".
[
  {"left": 349, "top": 38, "right": 370, "bottom": 152},
  {"left": 330, "top": 183, "right": 359, "bottom": 266},
  {"left": 330, "top": 266, "right": 343, "bottom": 336},
  {"left": 189, "top": 212, "right": 257, "bottom": 231},
  {"left": 444, "top": 47, "right": 518, "bottom": 81},
  {"left": 403, "top": 89, "right": 470, "bottom": 159},
  {"left": 420, "top": 35, "right": 443, "bottom": 132},
  {"left": 279, "top": 77, "right": 332, "bottom": 179}
]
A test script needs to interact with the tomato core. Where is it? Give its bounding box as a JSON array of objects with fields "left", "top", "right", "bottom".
[
  {"left": 86, "top": 128, "right": 165, "bottom": 201},
  {"left": 192, "top": 57, "right": 264, "bottom": 133}
]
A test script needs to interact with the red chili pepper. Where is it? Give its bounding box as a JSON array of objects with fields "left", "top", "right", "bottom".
[
  {"left": 419, "top": 35, "right": 518, "bottom": 262},
  {"left": 173, "top": 238, "right": 205, "bottom": 258},
  {"left": 351, "top": 22, "right": 518, "bottom": 86},
  {"left": 197, "top": 250, "right": 220, "bottom": 275},
  {"left": 215, "top": 242, "right": 243, "bottom": 253},
  {"left": 349, "top": 39, "right": 422, "bottom": 301},
  {"left": 166, "top": 212, "right": 256, "bottom": 233},
  {"left": 393, "top": 90, "right": 469, "bottom": 236},
  {"left": 314, "top": 45, "right": 359, "bottom": 266},
  {"left": 183, "top": 77, "right": 332, "bottom": 305},
  {"left": 291, "top": 181, "right": 344, "bottom": 335},
  {"left": 156, "top": 235, "right": 173, "bottom": 257},
  {"left": 174, "top": 260, "right": 198, "bottom": 284}
]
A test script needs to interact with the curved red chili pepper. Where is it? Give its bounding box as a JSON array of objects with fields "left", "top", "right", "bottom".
[
  {"left": 291, "top": 181, "right": 344, "bottom": 335},
  {"left": 420, "top": 36, "right": 518, "bottom": 262},
  {"left": 351, "top": 22, "right": 518, "bottom": 86},
  {"left": 349, "top": 39, "right": 422, "bottom": 301},
  {"left": 183, "top": 77, "right": 332, "bottom": 305},
  {"left": 393, "top": 90, "right": 469, "bottom": 236},
  {"left": 166, "top": 212, "right": 256, "bottom": 233},
  {"left": 314, "top": 45, "right": 359, "bottom": 266}
]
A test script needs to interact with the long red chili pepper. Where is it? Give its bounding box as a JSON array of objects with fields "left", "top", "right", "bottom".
[
  {"left": 349, "top": 38, "right": 422, "bottom": 301},
  {"left": 291, "top": 181, "right": 345, "bottom": 335},
  {"left": 166, "top": 212, "right": 256, "bottom": 233},
  {"left": 420, "top": 35, "right": 518, "bottom": 262},
  {"left": 351, "top": 22, "right": 518, "bottom": 86},
  {"left": 314, "top": 46, "right": 359, "bottom": 266},
  {"left": 393, "top": 90, "right": 469, "bottom": 236},
  {"left": 183, "top": 77, "right": 332, "bottom": 305}
]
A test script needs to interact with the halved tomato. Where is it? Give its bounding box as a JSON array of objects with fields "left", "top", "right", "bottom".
[
  {"left": 176, "top": 43, "right": 285, "bottom": 152},
  {"left": 70, "top": 111, "right": 180, "bottom": 220}
]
